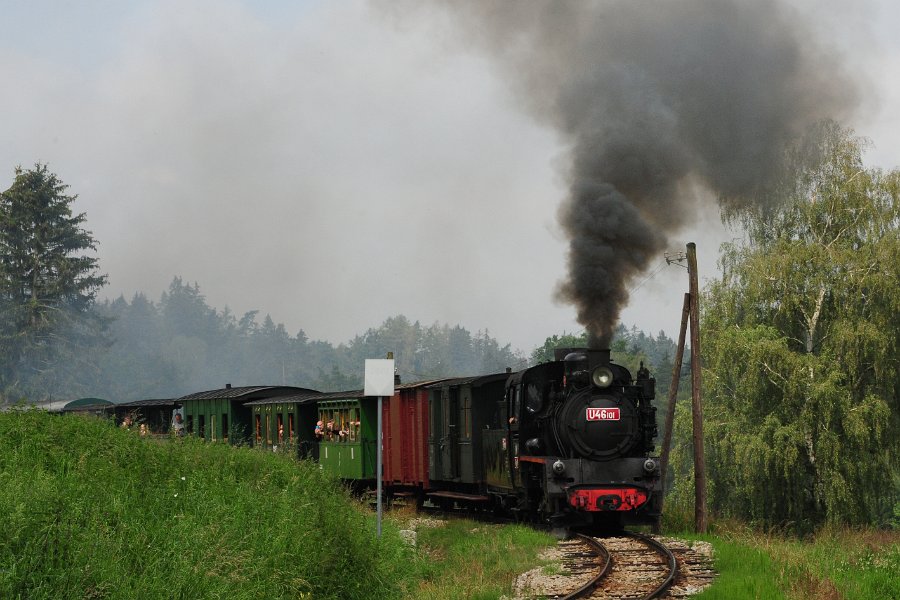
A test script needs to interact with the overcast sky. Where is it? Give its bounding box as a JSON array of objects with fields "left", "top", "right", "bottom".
[{"left": 2, "top": 0, "right": 898, "bottom": 353}]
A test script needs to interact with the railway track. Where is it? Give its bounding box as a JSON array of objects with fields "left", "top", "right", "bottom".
[
  {"left": 512, "top": 531, "right": 681, "bottom": 599},
  {"left": 393, "top": 500, "right": 715, "bottom": 598}
]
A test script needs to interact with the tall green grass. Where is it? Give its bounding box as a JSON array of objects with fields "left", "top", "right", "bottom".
[
  {"left": 0, "top": 410, "right": 414, "bottom": 600},
  {"left": 396, "top": 515, "right": 555, "bottom": 600},
  {"left": 666, "top": 511, "right": 900, "bottom": 600}
]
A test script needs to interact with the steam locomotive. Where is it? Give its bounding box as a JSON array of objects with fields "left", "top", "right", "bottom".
[{"left": 483, "top": 347, "right": 662, "bottom": 530}]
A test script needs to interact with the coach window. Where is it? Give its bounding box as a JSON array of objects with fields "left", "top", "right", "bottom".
[
  {"left": 222, "top": 413, "right": 229, "bottom": 441},
  {"left": 199, "top": 415, "right": 206, "bottom": 439},
  {"left": 349, "top": 407, "right": 360, "bottom": 442},
  {"left": 187, "top": 415, "right": 194, "bottom": 435},
  {"left": 340, "top": 408, "right": 351, "bottom": 442},
  {"left": 211, "top": 415, "right": 216, "bottom": 442},
  {"left": 277, "top": 413, "right": 284, "bottom": 443},
  {"left": 288, "top": 413, "right": 294, "bottom": 441},
  {"left": 255, "top": 414, "right": 261, "bottom": 444}
]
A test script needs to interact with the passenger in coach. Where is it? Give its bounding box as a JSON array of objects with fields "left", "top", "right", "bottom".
[{"left": 172, "top": 412, "right": 185, "bottom": 437}]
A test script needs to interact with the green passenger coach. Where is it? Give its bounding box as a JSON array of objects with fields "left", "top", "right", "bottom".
[
  {"left": 313, "top": 391, "right": 377, "bottom": 481},
  {"left": 246, "top": 393, "right": 319, "bottom": 458},
  {"left": 177, "top": 385, "right": 318, "bottom": 445}
]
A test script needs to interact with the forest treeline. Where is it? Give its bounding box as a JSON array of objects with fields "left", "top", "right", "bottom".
[
  {"left": 93, "top": 284, "right": 527, "bottom": 400},
  {"left": 67, "top": 279, "right": 679, "bottom": 403},
  {"left": 2, "top": 257, "right": 677, "bottom": 402}
]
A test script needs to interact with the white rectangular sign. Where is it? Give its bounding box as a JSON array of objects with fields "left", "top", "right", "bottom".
[{"left": 364, "top": 359, "right": 395, "bottom": 396}]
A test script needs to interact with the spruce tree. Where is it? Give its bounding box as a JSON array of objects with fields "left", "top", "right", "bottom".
[{"left": 0, "top": 164, "right": 107, "bottom": 400}]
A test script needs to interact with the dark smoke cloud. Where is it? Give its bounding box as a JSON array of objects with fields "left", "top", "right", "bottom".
[{"left": 387, "top": 0, "right": 859, "bottom": 346}]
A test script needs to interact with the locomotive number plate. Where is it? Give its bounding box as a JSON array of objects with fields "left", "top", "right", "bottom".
[{"left": 586, "top": 407, "right": 620, "bottom": 421}]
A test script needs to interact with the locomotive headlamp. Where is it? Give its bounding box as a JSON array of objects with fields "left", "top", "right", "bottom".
[
  {"left": 552, "top": 460, "right": 566, "bottom": 475},
  {"left": 643, "top": 459, "right": 658, "bottom": 474},
  {"left": 591, "top": 366, "right": 614, "bottom": 388}
]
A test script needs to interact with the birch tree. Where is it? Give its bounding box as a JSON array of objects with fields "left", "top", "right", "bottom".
[{"left": 701, "top": 122, "right": 900, "bottom": 528}]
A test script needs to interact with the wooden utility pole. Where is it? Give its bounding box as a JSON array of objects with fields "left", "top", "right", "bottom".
[
  {"left": 658, "top": 292, "right": 691, "bottom": 515},
  {"left": 686, "top": 242, "right": 708, "bottom": 533}
]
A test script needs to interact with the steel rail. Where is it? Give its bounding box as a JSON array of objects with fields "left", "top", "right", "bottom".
[
  {"left": 626, "top": 531, "right": 679, "bottom": 599},
  {"left": 561, "top": 533, "right": 612, "bottom": 599},
  {"left": 562, "top": 531, "right": 678, "bottom": 600}
]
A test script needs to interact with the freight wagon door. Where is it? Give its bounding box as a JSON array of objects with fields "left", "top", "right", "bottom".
[
  {"left": 429, "top": 390, "right": 443, "bottom": 480},
  {"left": 441, "top": 387, "right": 460, "bottom": 480}
]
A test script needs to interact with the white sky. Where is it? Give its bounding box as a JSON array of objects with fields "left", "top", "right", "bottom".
[{"left": 2, "top": 0, "right": 898, "bottom": 353}]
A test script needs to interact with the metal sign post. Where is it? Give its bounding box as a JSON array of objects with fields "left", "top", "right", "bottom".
[
  {"left": 364, "top": 355, "right": 395, "bottom": 538},
  {"left": 377, "top": 394, "right": 383, "bottom": 537}
]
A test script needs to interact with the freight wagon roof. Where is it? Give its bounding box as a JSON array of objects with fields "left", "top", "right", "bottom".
[
  {"left": 425, "top": 372, "right": 511, "bottom": 389},
  {"left": 396, "top": 379, "right": 448, "bottom": 390},
  {"left": 176, "top": 386, "right": 318, "bottom": 402}
]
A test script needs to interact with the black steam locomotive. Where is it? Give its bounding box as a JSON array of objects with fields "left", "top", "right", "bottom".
[{"left": 481, "top": 348, "right": 662, "bottom": 530}]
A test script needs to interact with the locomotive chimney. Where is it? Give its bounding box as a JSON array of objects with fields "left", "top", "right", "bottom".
[
  {"left": 553, "top": 347, "right": 611, "bottom": 369},
  {"left": 225, "top": 383, "right": 232, "bottom": 389},
  {"left": 583, "top": 349, "right": 611, "bottom": 372}
]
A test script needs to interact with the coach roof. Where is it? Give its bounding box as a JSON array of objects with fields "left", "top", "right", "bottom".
[{"left": 176, "top": 386, "right": 318, "bottom": 402}]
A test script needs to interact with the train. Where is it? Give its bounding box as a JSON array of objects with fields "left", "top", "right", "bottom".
[{"left": 107, "top": 347, "right": 663, "bottom": 531}]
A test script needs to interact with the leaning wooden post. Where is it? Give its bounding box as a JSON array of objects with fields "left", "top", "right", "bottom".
[
  {"left": 686, "top": 242, "right": 708, "bottom": 533},
  {"left": 658, "top": 292, "right": 691, "bottom": 515}
]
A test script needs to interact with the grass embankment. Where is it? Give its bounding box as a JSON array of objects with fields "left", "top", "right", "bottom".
[
  {"left": 0, "top": 410, "right": 414, "bottom": 600},
  {"left": 661, "top": 512, "right": 900, "bottom": 600},
  {"left": 692, "top": 526, "right": 899, "bottom": 599},
  {"left": 386, "top": 510, "right": 555, "bottom": 600}
]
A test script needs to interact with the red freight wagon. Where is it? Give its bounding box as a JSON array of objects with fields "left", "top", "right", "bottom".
[{"left": 382, "top": 380, "right": 445, "bottom": 502}]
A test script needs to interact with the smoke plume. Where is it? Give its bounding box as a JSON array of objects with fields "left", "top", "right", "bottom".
[{"left": 391, "top": 0, "right": 859, "bottom": 346}]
